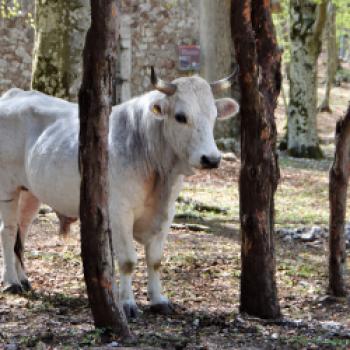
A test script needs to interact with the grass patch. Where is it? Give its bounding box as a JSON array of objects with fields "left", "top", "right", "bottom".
[
  {"left": 285, "top": 335, "right": 350, "bottom": 349},
  {"left": 177, "top": 152, "right": 350, "bottom": 229}
]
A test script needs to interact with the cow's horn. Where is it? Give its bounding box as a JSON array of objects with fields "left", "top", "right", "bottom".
[
  {"left": 151, "top": 66, "right": 177, "bottom": 96},
  {"left": 210, "top": 66, "right": 239, "bottom": 94}
]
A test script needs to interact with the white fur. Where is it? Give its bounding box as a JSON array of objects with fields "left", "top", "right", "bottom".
[{"left": 0, "top": 77, "right": 239, "bottom": 309}]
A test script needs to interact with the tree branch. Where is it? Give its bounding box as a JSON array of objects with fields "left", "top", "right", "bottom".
[{"left": 313, "top": 0, "right": 328, "bottom": 41}]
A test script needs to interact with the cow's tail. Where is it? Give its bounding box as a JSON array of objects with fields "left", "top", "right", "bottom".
[{"left": 14, "top": 227, "right": 24, "bottom": 268}]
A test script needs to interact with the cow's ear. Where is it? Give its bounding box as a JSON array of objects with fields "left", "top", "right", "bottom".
[
  {"left": 215, "top": 98, "right": 240, "bottom": 120},
  {"left": 150, "top": 98, "right": 169, "bottom": 119}
]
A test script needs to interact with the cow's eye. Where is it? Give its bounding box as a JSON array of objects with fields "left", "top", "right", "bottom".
[{"left": 175, "top": 113, "right": 187, "bottom": 124}]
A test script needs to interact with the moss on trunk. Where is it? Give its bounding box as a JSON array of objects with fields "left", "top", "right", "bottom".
[
  {"left": 287, "top": 0, "right": 328, "bottom": 159},
  {"left": 31, "top": 0, "right": 90, "bottom": 100},
  {"left": 288, "top": 145, "right": 324, "bottom": 159}
]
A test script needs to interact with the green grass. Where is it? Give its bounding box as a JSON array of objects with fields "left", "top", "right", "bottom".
[
  {"left": 178, "top": 151, "right": 348, "bottom": 230},
  {"left": 285, "top": 335, "right": 350, "bottom": 349}
]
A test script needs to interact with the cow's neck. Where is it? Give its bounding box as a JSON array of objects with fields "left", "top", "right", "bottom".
[
  {"left": 111, "top": 96, "right": 189, "bottom": 183},
  {"left": 143, "top": 115, "right": 187, "bottom": 181}
]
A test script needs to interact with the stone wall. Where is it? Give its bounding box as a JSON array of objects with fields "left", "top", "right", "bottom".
[
  {"left": 121, "top": 0, "right": 200, "bottom": 96},
  {"left": 0, "top": 0, "right": 200, "bottom": 97}
]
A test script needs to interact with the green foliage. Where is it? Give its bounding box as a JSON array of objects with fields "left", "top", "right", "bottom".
[
  {"left": 0, "top": 0, "right": 21, "bottom": 18},
  {"left": 272, "top": 0, "right": 350, "bottom": 64},
  {"left": 334, "top": 0, "right": 350, "bottom": 36},
  {"left": 272, "top": 0, "right": 290, "bottom": 63},
  {"left": 336, "top": 66, "right": 350, "bottom": 83},
  {"left": 0, "top": 0, "right": 34, "bottom": 26}
]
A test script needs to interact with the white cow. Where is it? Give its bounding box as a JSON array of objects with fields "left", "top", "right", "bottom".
[{"left": 0, "top": 69, "right": 239, "bottom": 317}]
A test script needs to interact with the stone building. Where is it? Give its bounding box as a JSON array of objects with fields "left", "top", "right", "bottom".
[
  {"left": 0, "top": 0, "right": 238, "bottom": 139},
  {"left": 0, "top": 0, "right": 200, "bottom": 98}
]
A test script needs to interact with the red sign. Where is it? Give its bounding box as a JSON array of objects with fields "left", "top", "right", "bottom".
[{"left": 178, "top": 45, "right": 200, "bottom": 71}]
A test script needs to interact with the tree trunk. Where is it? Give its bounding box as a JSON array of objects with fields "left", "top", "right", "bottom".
[
  {"left": 31, "top": 0, "right": 90, "bottom": 100},
  {"left": 287, "top": 0, "right": 328, "bottom": 159},
  {"left": 200, "top": 0, "right": 240, "bottom": 140},
  {"left": 79, "top": 0, "right": 130, "bottom": 335},
  {"left": 319, "top": 2, "right": 337, "bottom": 113},
  {"left": 328, "top": 105, "right": 350, "bottom": 297},
  {"left": 232, "top": 0, "right": 281, "bottom": 319}
]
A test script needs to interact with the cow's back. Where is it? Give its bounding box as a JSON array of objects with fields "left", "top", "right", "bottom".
[{"left": 0, "top": 89, "right": 77, "bottom": 194}]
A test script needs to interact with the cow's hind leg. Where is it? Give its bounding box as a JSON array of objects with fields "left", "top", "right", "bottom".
[
  {"left": 146, "top": 233, "right": 174, "bottom": 315},
  {"left": 0, "top": 192, "right": 22, "bottom": 293},
  {"left": 16, "top": 191, "right": 41, "bottom": 291},
  {"left": 111, "top": 213, "right": 140, "bottom": 318}
]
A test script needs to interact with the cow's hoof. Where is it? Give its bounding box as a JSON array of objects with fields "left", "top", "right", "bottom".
[
  {"left": 21, "top": 280, "right": 32, "bottom": 292},
  {"left": 150, "top": 301, "right": 175, "bottom": 315},
  {"left": 2, "top": 283, "right": 23, "bottom": 294},
  {"left": 123, "top": 302, "right": 141, "bottom": 319}
]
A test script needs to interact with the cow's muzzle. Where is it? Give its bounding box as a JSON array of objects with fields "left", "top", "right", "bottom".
[{"left": 200, "top": 155, "right": 221, "bottom": 169}]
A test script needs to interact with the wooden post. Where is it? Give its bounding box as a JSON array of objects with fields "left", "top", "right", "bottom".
[
  {"left": 231, "top": 0, "right": 282, "bottom": 318},
  {"left": 328, "top": 105, "right": 350, "bottom": 297},
  {"left": 79, "top": 0, "right": 130, "bottom": 336}
]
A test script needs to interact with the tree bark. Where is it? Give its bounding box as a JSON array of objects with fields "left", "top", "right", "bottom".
[
  {"left": 79, "top": 0, "right": 130, "bottom": 335},
  {"left": 328, "top": 105, "right": 350, "bottom": 297},
  {"left": 31, "top": 0, "right": 90, "bottom": 100},
  {"left": 232, "top": 0, "right": 281, "bottom": 319},
  {"left": 200, "top": 0, "right": 240, "bottom": 140},
  {"left": 287, "top": 0, "right": 328, "bottom": 159},
  {"left": 319, "top": 1, "right": 337, "bottom": 113}
]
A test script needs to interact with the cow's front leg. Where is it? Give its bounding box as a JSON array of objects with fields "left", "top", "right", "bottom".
[
  {"left": 111, "top": 214, "right": 139, "bottom": 318},
  {"left": 0, "top": 193, "right": 22, "bottom": 293},
  {"left": 146, "top": 233, "right": 174, "bottom": 314}
]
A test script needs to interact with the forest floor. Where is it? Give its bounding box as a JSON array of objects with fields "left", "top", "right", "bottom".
[{"left": 1, "top": 69, "right": 350, "bottom": 349}]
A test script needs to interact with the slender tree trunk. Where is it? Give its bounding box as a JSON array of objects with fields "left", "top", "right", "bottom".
[
  {"left": 200, "top": 0, "right": 240, "bottom": 139},
  {"left": 319, "top": 2, "right": 337, "bottom": 113},
  {"left": 328, "top": 105, "right": 350, "bottom": 297},
  {"left": 79, "top": 0, "right": 130, "bottom": 335},
  {"left": 287, "top": 0, "right": 328, "bottom": 159},
  {"left": 232, "top": 0, "right": 281, "bottom": 319},
  {"left": 31, "top": 0, "right": 90, "bottom": 100}
]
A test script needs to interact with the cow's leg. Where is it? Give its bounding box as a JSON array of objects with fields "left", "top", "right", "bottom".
[
  {"left": 145, "top": 232, "right": 174, "bottom": 314},
  {"left": 111, "top": 214, "right": 139, "bottom": 318},
  {"left": 16, "top": 191, "right": 41, "bottom": 291},
  {"left": 0, "top": 192, "right": 21, "bottom": 293},
  {"left": 56, "top": 212, "right": 77, "bottom": 237}
]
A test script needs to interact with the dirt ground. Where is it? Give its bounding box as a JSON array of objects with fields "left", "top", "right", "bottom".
[
  {"left": 1, "top": 67, "right": 350, "bottom": 349},
  {"left": 1, "top": 152, "right": 350, "bottom": 349}
]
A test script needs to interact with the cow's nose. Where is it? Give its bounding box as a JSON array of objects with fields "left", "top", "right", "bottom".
[{"left": 200, "top": 155, "right": 221, "bottom": 169}]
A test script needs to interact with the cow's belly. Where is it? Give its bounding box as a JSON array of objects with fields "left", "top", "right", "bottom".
[{"left": 25, "top": 120, "right": 81, "bottom": 217}]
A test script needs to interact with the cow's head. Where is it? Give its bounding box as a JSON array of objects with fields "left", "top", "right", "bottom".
[{"left": 149, "top": 67, "right": 240, "bottom": 171}]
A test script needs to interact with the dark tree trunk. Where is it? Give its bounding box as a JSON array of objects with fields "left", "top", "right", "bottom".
[
  {"left": 79, "top": 0, "right": 130, "bottom": 335},
  {"left": 232, "top": 0, "right": 281, "bottom": 319},
  {"left": 328, "top": 105, "right": 350, "bottom": 297}
]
